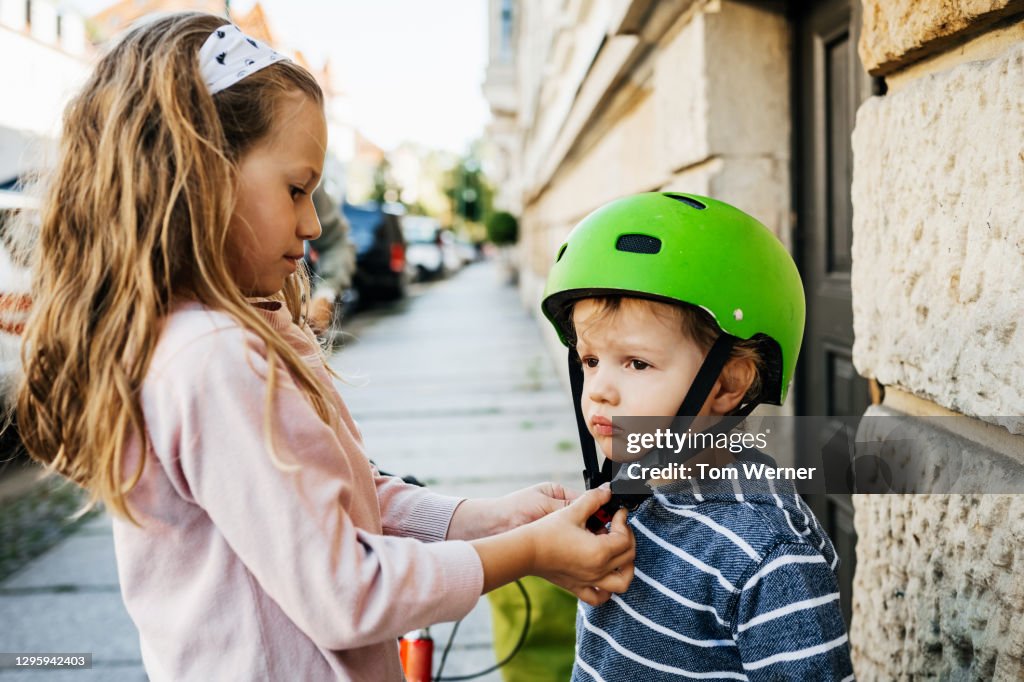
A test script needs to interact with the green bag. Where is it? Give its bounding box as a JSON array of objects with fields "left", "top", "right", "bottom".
[{"left": 486, "top": 577, "right": 578, "bottom": 681}]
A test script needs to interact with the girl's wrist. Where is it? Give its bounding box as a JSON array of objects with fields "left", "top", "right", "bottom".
[
  {"left": 470, "top": 524, "right": 537, "bottom": 593},
  {"left": 511, "top": 522, "right": 540, "bottom": 577},
  {"left": 448, "top": 498, "right": 503, "bottom": 541}
]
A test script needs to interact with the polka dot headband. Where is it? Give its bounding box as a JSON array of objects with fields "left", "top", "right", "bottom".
[{"left": 198, "top": 24, "right": 289, "bottom": 95}]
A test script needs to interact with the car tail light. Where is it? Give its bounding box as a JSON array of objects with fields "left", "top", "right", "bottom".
[{"left": 390, "top": 243, "right": 405, "bottom": 272}]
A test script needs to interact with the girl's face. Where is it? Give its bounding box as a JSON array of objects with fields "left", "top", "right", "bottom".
[
  {"left": 573, "top": 298, "right": 711, "bottom": 461},
  {"left": 227, "top": 91, "right": 327, "bottom": 297}
]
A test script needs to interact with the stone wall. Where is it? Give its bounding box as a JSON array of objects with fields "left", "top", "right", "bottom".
[
  {"left": 850, "top": 42, "right": 1024, "bottom": 433},
  {"left": 859, "top": 0, "right": 1024, "bottom": 75},
  {"left": 853, "top": 491, "right": 1024, "bottom": 679},
  {"left": 851, "top": 0, "right": 1024, "bottom": 678},
  {"left": 520, "top": 0, "right": 791, "bottom": 296}
]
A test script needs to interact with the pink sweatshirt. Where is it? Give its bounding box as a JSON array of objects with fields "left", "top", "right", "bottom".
[{"left": 112, "top": 301, "right": 484, "bottom": 681}]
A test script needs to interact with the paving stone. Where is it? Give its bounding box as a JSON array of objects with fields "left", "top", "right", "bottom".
[{"left": 4, "top": 533, "right": 119, "bottom": 590}]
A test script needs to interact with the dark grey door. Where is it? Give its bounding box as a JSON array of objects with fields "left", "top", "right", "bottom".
[{"left": 793, "top": 0, "right": 874, "bottom": 626}]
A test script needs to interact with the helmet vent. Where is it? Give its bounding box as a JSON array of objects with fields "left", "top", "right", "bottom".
[
  {"left": 556, "top": 243, "right": 567, "bottom": 262},
  {"left": 615, "top": 234, "right": 661, "bottom": 254},
  {"left": 664, "top": 194, "right": 706, "bottom": 210}
]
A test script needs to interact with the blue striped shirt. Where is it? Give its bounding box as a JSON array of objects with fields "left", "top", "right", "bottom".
[{"left": 573, "top": 468, "right": 854, "bottom": 681}]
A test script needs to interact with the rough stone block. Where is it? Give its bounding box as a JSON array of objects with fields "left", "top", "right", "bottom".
[
  {"left": 850, "top": 42, "right": 1024, "bottom": 432},
  {"left": 859, "top": 0, "right": 1024, "bottom": 75},
  {"left": 853, "top": 492, "right": 1024, "bottom": 679},
  {"left": 851, "top": 404, "right": 1024, "bottom": 679},
  {"left": 654, "top": 10, "right": 710, "bottom": 173},
  {"left": 705, "top": 1, "right": 790, "bottom": 159},
  {"left": 653, "top": 1, "right": 790, "bottom": 174}
]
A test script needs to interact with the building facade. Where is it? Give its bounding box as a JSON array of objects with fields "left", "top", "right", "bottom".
[
  {"left": 484, "top": 0, "right": 1024, "bottom": 678},
  {"left": 0, "top": 0, "right": 91, "bottom": 182},
  {"left": 92, "top": 0, "right": 369, "bottom": 201}
]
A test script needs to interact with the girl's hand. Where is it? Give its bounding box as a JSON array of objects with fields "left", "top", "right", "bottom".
[
  {"left": 524, "top": 486, "right": 635, "bottom": 606},
  {"left": 448, "top": 482, "right": 582, "bottom": 540},
  {"left": 471, "top": 485, "right": 635, "bottom": 605},
  {"left": 500, "top": 481, "right": 582, "bottom": 528}
]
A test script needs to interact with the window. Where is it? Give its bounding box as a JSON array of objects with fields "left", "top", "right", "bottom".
[{"left": 499, "top": 0, "right": 514, "bottom": 61}]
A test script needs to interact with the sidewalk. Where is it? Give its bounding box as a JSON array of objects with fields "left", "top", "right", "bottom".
[
  {"left": 331, "top": 260, "right": 581, "bottom": 680},
  {"left": 0, "top": 259, "right": 581, "bottom": 681},
  {"left": 0, "top": 511, "right": 142, "bottom": 681}
]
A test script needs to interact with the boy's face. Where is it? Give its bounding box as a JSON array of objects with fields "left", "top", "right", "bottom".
[{"left": 573, "top": 298, "right": 710, "bottom": 461}]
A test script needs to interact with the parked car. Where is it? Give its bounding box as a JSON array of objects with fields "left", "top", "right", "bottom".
[
  {"left": 0, "top": 189, "right": 35, "bottom": 462},
  {"left": 0, "top": 189, "right": 33, "bottom": 391},
  {"left": 403, "top": 216, "right": 461, "bottom": 281},
  {"left": 305, "top": 183, "right": 358, "bottom": 328},
  {"left": 341, "top": 201, "right": 408, "bottom": 301},
  {"left": 454, "top": 236, "right": 479, "bottom": 266}
]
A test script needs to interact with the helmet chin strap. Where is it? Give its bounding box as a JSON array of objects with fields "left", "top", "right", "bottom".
[
  {"left": 673, "top": 334, "right": 738, "bottom": 421},
  {"left": 569, "top": 333, "right": 760, "bottom": 494},
  {"left": 567, "top": 349, "right": 603, "bottom": 491}
]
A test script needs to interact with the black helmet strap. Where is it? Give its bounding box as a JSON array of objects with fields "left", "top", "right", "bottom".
[
  {"left": 674, "top": 333, "right": 738, "bottom": 422},
  {"left": 567, "top": 349, "right": 603, "bottom": 491}
]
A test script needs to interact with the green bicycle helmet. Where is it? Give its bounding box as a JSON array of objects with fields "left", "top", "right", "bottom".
[{"left": 542, "top": 191, "right": 804, "bottom": 406}]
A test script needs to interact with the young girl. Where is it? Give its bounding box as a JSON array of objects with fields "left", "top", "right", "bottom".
[{"left": 11, "top": 12, "right": 634, "bottom": 681}]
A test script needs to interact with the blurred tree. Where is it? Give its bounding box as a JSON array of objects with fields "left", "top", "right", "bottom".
[
  {"left": 445, "top": 153, "right": 493, "bottom": 238},
  {"left": 486, "top": 211, "right": 518, "bottom": 245},
  {"left": 371, "top": 158, "right": 401, "bottom": 204}
]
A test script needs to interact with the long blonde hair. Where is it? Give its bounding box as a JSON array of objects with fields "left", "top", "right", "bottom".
[{"left": 13, "top": 12, "right": 334, "bottom": 524}]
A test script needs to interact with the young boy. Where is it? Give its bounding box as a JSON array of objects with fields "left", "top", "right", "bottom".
[{"left": 541, "top": 193, "right": 855, "bottom": 681}]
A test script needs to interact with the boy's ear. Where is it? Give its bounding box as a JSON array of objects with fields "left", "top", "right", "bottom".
[{"left": 707, "top": 357, "right": 756, "bottom": 415}]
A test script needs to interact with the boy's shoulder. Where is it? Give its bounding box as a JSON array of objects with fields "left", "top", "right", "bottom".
[
  {"left": 636, "top": 492, "right": 804, "bottom": 554},
  {"left": 639, "top": 450, "right": 824, "bottom": 552},
  {"left": 632, "top": 477, "right": 835, "bottom": 589}
]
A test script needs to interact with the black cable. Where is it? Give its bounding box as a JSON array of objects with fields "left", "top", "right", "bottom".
[
  {"left": 434, "top": 578, "right": 532, "bottom": 681},
  {"left": 378, "top": 468, "right": 531, "bottom": 680},
  {"left": 434, "top": 618, "right": 460, "bottom": 680}
]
